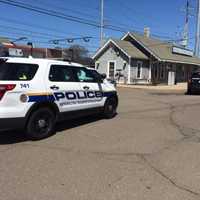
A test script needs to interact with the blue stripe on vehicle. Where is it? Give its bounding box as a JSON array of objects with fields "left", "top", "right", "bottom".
[
  {"left": 28, "top": 95, "right": 55, "bottom": 102},
  {"left": 103, "top": 91, "right": 117, "bottom": 97},
  {"left": 48, "top": 95, "right": 56, "bottom": 102}
]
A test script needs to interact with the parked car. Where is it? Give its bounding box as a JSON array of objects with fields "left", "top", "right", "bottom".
[
  {"left": 0, "top": 57, "right": 118, "bottom": 140},
  {"left": 187, "top": 71, "right": 200, "bottom": 94}
]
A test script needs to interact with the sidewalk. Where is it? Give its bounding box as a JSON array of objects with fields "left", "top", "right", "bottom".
[{"left": 117, "top": 82, "right": 187, "bottom": 91}]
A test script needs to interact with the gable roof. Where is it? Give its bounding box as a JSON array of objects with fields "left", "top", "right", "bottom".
[
  {"left": 125, "top": 32, "right": 200, "bottom": 66},
  {"left": 92, "top": 39, "right": 148, "bottom": 60}
]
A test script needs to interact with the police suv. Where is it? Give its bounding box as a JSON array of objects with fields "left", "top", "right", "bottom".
[{"left": 0, "top": 57, "right": 118, "bottom": 140}]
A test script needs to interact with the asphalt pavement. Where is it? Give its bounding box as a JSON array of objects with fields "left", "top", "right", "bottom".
[{"left": 1, "top": 87, "right": 200, "bottom": 200}]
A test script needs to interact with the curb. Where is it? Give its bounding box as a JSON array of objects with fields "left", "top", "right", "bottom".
[{"left": 117, "top": 83, "right": 187, "bottom": 91}]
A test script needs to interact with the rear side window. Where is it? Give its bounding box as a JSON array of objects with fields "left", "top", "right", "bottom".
[
  {"left": 0, "top": 62, "right": 38, "bottom": 81},
  {"left": 49, "top": 65, "right": 76, "bottom": 82}
]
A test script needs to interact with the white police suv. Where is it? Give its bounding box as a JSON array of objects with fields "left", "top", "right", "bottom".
[{"left": 0, "top": 57, "right": 118, "bottom": 140}]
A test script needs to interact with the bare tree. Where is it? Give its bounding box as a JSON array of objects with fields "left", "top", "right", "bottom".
[{"left": 63, "top": 45, "right": 89, "bottom": 60}]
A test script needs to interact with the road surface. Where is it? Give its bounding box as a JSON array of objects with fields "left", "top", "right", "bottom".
[{"left": 0, "top": 88, "right": 200, "bottom": 200}]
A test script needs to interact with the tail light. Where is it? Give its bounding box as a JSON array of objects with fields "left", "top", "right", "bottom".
[{"left": 0, "top": 84, "right": 16, "bottom": 101}]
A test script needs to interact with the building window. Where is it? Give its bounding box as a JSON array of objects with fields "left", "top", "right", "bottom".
[
  {"left": 95, "top": 62, "right": 100, "bottom": 70},
  {"left": 137, "top": 61, "right": 142, "bottom": 79},
  {"left": 108, "top": 61, "right": 115, "bottom": 78},
  {"left": 123, "top": 62, "right": 127, "bottom": 70}
]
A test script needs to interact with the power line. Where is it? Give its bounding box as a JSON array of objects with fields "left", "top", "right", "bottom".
[
  {"left": 113, "top": 0, "right": 165, "bottom": 28},
  {"left": 0, "top": 0, "right": 100, "bottom": 27},
  {"left": 0, "top": 0, "right": 180, "bottom": 49},
  {"left": 0, "top": 0, "right": 175, "bottom": 42},
  {"left": 32, "top": 0, "right": 148, "bottom": 38},
  {"left": 53, "top": 0, "right": 99, "bottom": 13},
  {"left": 0, "top": 17, "right": 100, "bottom": 41},
  {"left": 106, "top": 0, "right": 142, "bottom": 25},
  {"left": 0, "top": 17, "right": 83, "bottom": 37},
  {"left": 0, "top": 29, "right": 55, "bottom": 40},
  {"left": 49, "top": 37, "right": 93, "bottom": 44},
  {"left": 0, "top": 0, "right": 138, "bottom": 34},
  {"left": 0, "top": 24, "right": 65, "bottom": 39},
  {"left": 107, "top": 0, "right": 176, "bottom": 37},
  {"left": 0, "top": 30, "right": 100, "bottom": 48},
  {"left": 27, "top": 0, "right": 99, "bottom": 20}
]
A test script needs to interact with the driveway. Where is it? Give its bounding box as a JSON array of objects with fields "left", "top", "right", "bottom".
[{"left": 0, "top": 88, "right": 200, "bottom": 200}]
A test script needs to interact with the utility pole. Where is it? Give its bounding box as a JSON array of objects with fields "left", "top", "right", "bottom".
[
  {"left": 100, "top": 0, "right": 104, "bottom": 46},
  {"left": 181, "top": 0, "right": 189, "bottom": 47},
  {"left": 195, "top": 0, "right": 200, "bottom": 56}
]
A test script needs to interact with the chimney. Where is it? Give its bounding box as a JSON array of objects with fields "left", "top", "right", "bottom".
[{"left": 144, "top": 27, "right": 150, "bottom": 38}]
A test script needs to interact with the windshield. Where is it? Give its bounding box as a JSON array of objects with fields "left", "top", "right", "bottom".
[{"left": 0, "top": 62, "right": 39, "bottom": 81}]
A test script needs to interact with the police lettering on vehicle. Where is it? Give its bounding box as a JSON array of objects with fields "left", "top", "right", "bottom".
[{"left": 54, "top": 91, "right": 103, "bottom": 101}]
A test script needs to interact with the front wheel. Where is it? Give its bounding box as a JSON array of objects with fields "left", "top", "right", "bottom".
[
  {"left": 103, "top": 97, "right": 118, "bottom": 119},
  {"left": 26, "top": 108, "right": 56, "bottom": 140}
]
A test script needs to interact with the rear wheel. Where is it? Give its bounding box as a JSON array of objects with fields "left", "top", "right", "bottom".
[
  {"left": 26, "top": 108, "right": 56, "bottom": 140},
  {"left": 103, "top": 97, "right": 118, "bottom": 119}
]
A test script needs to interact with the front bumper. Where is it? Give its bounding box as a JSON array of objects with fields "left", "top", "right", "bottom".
[{"left": 0, "top": 117, "right": 26, "bottom": 131}]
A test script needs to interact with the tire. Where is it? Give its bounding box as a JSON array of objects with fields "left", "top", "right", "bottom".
[
  {"left": 103, "top": 97, "right": 118, "bottom": 119},
  {"left": 26, "top": 107, "right": 56, "bottom": 140}
]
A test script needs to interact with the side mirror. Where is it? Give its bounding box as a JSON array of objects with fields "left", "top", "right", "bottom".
[{"left": 101, "top": 73, "right": 107, "bottom": 80}]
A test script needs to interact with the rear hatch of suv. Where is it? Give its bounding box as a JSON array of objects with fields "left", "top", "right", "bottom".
[{"left": 0, "top": 58, "right": 39, "bottom": 103}]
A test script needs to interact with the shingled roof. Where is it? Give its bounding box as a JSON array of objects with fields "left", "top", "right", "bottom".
[
  {"left": 111, "top": 39, "right": 148, "bottom": 59},
  {"left": 93, "top": 39, "right": 148, "bottom": 60},
  {"left": 127, "top": 32, "right": 200, "bottom": 66}
]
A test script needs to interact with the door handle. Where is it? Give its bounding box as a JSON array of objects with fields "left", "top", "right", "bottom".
[
  {"left": 83, "top": 86, "right": 90, "bottom": 90},
  {"left": 50, "top": 85, "right": 59, "bottom": 90}
]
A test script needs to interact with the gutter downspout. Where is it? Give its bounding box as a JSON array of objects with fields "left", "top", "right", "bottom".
[
  {"left": 128, "top": 56, "right": 131, "bottom": 84},
  {"left": 149, "top": 56, "right": 152, "bottom": 84}
]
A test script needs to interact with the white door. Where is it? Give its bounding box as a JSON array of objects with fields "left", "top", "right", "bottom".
[
  {"left": 46, "top": 64, "right": 81, "bottom": 113},
  {"left": 168, "top": 71, "right": 175, "bottom": 85},
  {"left": 72, "top": 67, "right": 104, "bottom": 109}
]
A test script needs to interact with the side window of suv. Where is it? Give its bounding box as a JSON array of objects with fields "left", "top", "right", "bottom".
[
  {"left": 49, "top": 65, "right": 76, "bottom": 82},
  {"left": 0, "top": 63, "right": 38, "bottom": 81},
  {"left": 72, "top": 67, "right": 97, "bottom": 83}
]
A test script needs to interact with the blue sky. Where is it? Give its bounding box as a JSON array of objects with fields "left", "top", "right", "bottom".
[{"left": 0, "top": 0, "right": 197, "bottom": 54}]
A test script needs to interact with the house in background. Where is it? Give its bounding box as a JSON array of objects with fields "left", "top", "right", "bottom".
[{"left": 93, "top": 31, "right": 200, "bottom": 85}]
